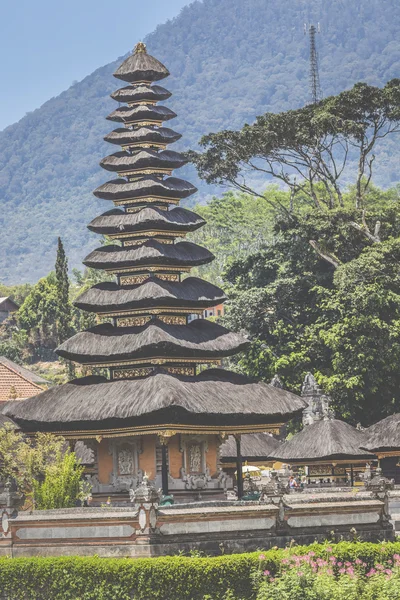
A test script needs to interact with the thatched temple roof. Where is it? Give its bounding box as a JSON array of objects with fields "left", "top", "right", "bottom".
[
  {"left": 104, "top": 127, "right": 181, "bottom": 148},
  {"left": 56, "top": 320, "right": 248, "bottom": 364},
  {"left": 362, "top": 413, "right": 400, "bottom": 452},
  {"left": 111, "top": 84, "right": 171, "bottom": 104},
  {"left": 4, "top": 369, "right": 307, "bottom": 433},
  {"left": 83, "top": 240, "right": 214, "bottom": 271},
  {"left": 269, "top": 419, "right": 375, "bottom": 463},
  {"left": 11, "top": 44, "right": 307, "bottom": 438},
  {"left": 93, "top": 176, "right": 197, "bottom": 202},
  {"left": 220, "top": 432, "right": 280, "bottom": 461},
  {"left": 74, "top": 277, "right": 225, "bottom": 313},
  {"left": 106, "top": 104, "right": 176, "bottom": 125},
  {"left": 114, "top": 44, "right": 170, "bottom": 83},
  {"left": 88, "top": 207, "right": 205, "bottom": 236},
  {"left": 100, "top": 149, "right": 186, "bottom": 174}
]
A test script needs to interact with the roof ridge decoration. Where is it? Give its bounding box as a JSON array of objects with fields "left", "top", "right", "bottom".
[
  {"left": 134, "top": 42, "right": 147, "bottom": 54},
  {"left": 5, "top": 44, "right": 307, "bottom": 436}
]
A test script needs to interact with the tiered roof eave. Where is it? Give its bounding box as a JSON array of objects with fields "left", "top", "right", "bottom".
[{"left": 5, "top": 42, "right": 307, "bottom": 437}]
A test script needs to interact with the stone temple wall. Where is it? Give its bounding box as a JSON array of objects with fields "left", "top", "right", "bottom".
[{"left": 0, "top": 489, "right": 394, "bottom": 558}]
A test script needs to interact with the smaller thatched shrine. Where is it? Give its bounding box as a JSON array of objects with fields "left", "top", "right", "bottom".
[
  {"left": 363, "top": 414, "right": 400, "bottom": 482},
  {"left": 220, "top": 432, "right": 280, "bottom": 477},
  {"left": 270, "top": 374, "right": 375, "bottom": 485}
]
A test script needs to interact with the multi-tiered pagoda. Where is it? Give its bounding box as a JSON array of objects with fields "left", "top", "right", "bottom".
[{"left": 6, "top": 44, "right": 305, "bottom": 500}]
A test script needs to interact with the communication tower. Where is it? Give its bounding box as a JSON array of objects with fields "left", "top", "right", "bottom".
[{"left": 304, "top": 23, "right": 322, "bottom": 104}]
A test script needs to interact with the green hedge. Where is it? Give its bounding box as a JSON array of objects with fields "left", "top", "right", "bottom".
[{"left": 1, "top": 541, "right": 400, "bottom": 600}]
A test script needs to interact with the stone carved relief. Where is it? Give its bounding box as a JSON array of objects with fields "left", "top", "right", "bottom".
[
  {"left": 88, "top": 438, "right": 143, "bottom": 494},
  {"left": 189, "top": 444, "right": 202, "bottom": 473},
  {"left": 118, "top": 447, "right": 135, "bottom": 476}
]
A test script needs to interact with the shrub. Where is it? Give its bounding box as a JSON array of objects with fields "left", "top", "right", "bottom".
[
  {"left": 1, "top": 542, "right": 400, "bottom": 599},
  {"left": 31, "top": 451, "right": 85, "bottom": 510}
]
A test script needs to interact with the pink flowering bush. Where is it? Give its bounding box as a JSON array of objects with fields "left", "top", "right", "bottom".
[{"left": 255, "top": 547, "right": 400, "bottom": 599}]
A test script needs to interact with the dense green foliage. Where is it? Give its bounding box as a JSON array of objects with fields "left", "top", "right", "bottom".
[
  {"left": 0, "top": 426, "right": 86, "bottom": 509},
  {"left": 1, "top": 0, "right": 400, "bottom": 283},
  {"left": 189, "top": 190, "right": 279, "bottom": 284},
  {"left": 1, "top": 542, "right": 400, "bottom": 599},
  {"left": 220, "top": 185, "right": 400, "bottom": 425},
  {"left": 32, "top": 451, "right": 85, "bottom": 510}
]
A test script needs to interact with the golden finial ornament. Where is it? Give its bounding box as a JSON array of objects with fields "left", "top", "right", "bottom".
[{"left": 134, "top": 42, "right": 147, "bottom": 54}]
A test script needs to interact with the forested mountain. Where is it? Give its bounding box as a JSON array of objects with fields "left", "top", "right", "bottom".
[{"left": 1, "top": 0, "right": 400, "bottom": 283}]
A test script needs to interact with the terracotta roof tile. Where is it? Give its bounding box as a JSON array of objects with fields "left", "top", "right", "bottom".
[{"left": 0, "top": 361, "right": 46, "bottom": 401}]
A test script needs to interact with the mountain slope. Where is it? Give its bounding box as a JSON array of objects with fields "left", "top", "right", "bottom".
[{"left": 1, "top": 0, "right": 400, "bottom": 283}]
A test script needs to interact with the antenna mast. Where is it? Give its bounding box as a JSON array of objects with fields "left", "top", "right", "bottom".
[{"left": 305, "top": 23, "right": 322, "bottom": 104}]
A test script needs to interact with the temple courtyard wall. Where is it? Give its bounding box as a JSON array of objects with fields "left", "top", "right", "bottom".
[{"left": 0, "top": 490, "right": 394, "bottom": 558}]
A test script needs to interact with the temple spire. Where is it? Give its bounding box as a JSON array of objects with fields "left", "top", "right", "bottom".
[{"left": 134, "top": 41, "right": 147, "bottom": 54}]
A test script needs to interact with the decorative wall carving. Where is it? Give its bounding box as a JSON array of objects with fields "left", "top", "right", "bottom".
[
  {"left": 155, "top": 273, "right": 180, "bottom": 282},
  {"left": 165, "top": 366, "right": 195, "bottom": 376},
  {"left": 113, "top": 367, "right": 153, "bottom": 379},
  {"left": 117, "top": 316, "right": 151, "bottom": 327},
  {"left": 158, "top": 315, "right": 186, "bottom": 325},
  {"left": 120, "top": 274, "right": 149, "bottom": 285},
  {"left": 188, "top": 444, "right": 202, "bottom": 473}
]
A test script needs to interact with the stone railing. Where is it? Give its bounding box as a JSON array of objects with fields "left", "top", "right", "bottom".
[{"left": 0, "top": 479, "right": 394, "bottom": 558}]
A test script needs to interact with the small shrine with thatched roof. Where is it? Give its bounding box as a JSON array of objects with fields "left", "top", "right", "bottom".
[
  {"left": 270, "top": 374, "right": 375, "bottom": 486},
  {"left": 362, "top": 414, "right": 400, "bottom": 482}
]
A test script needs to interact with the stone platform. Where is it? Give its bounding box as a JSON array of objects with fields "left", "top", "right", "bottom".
[{"left": 0, "top": 489, "right": 394, "bottom": 558}]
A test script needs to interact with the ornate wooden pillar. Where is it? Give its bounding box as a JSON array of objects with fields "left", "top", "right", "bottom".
[
  {"left": 350, "top": 464, "right": 354, "bottom": 487},
  {"left": 235, "top": 434, "right": 243, "bottom": 499},
  {"left": 158, "top": 431, "right": 175, "bottom": 497}
]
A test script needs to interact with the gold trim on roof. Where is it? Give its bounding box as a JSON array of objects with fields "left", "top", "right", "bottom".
[
  {"left": 109, "top": 231, "right": 184, "bottom": 240},
  {"left": 120, "top": 168, "right": 173, "bottom": 178},
  {"left": 119, "top": 273, "right": 180, "bottom": 285},
  {"left": 122, "top": 142, "right": 167, "bottom": 150},
  {"left": 79, "top": 357, "right": 222, "bottom": 368},
  {"left": 127, "top": 100, "right": 158, "bottom": 107},
  {"left": 123, "top": 119, "right": 163, "bottom": 128},
  {"left": 115, "top": 197, "right": 180, "bottom": 207},
  {"left": 106, "top": 266, "right": 191, "bottom": 275},
  {"left": 32, "top": 423, "right": 284, "bottom": 440},
  {"left": 101, "top": 307, "right": 202, "bottom": 318},
  {"left": 123, "top": 238, "right": 174, "bottom": 247}
]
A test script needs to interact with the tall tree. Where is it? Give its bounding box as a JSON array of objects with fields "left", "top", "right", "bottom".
[
  {"left": 189, "top": 80, "right": 400, "bottom": 212},
  {"left": 55, "top": 238, "right": 72, "bottom": 345}
]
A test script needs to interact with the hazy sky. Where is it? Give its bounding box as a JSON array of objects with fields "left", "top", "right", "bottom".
[{"left": 0, "top": 0, "right": 193, "bottom": 131}]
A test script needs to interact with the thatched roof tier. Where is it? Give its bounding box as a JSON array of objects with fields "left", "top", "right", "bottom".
[
  {"left": 0, "top": 412, "right": 16, "bottom": 429},
  {"left": 111, "top": 84, "right": 171, "bottom": 104},
  {"left": 100, "top": 150, "right": 187, "bottom": 174},
  {"left": 56, "top": 320, "right": 248, "bottom": 364},
  {"left": 114, "top": 44, "right": 169, "bottom": 84},
  {"left": 269, "top": 419, "right": 375, "bottom": 463},
  {"left": 88, "top": 207, "right": 205, "bottom": 236},
  {"left": 104, "top": 127, "right": 181, "bottom": 148},
  {"left": 362, "top": 413, "right": 400, "bottom": 453},
  {"left": 93, "top": 176, "right": 197, "bottom": 202},
  {"left": 106, "top": 105, "right": 176, "bottom": 125},
  {"left": 4, "top": 369, "right": 306, "bottom": 433},
  {"left": 220, "top": 433, "right": 280, "bottom": 461},
  {"left": 74, "top": 276, "right": 226, "bottom": 314},
  {"left": 83, "top": 240, "right": 214, "bottom": 271}
]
